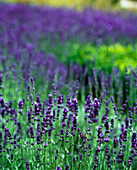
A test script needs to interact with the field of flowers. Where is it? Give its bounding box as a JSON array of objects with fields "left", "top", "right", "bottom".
[{"left": 0, "top": 2, "right": 137, "bottom": 170}]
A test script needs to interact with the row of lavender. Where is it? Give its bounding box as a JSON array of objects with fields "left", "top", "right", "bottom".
[
  {"left": 1, "top": 46, "right": 137, "bottom": 107},
  {"left": 0, "top": 3, "right": 137, "bottom": 51}
]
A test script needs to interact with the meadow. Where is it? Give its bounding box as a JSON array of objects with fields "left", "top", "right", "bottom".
[{"left": 0, "top": 2, "right": 137, "bottom": 170}]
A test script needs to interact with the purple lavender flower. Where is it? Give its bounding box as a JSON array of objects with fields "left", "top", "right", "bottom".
[
  {"left": 65, "top": 164, "right": 69, "bottom": 170},
  {"left": 26, "top": 161, "right": 30, "bottom": 170},
  {"left": 0, "top": 73, "right": 3, "bottom": 89},
  {"left": 19, "top": 100, "right": 24, "bottom": 108},
  {"left": 131, "top": 131, "right": 136, "bottom": 148}
]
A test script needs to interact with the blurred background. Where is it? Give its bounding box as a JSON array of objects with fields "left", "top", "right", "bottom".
[{"left": 2, "top": 0, "right": 137, "bottom": 11}]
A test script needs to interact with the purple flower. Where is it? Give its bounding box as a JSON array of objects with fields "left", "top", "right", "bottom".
[
  {"left": 65, "top": 164, "right": 69, "bottom": 170},
  {"left": 26, "top": 161, "right": 30, "bottom": 170},
  {"left": 0, "top": 73, "right": 3, "bottom": 89},
  {"left": 104, "top": 137, "right": 110, "bottom": 143},
  {"left": 131, "top": 131, "right": 136, "bottom": 148},
  {"left": 18, "top": 101, "right": 24, "bottom": 109}
]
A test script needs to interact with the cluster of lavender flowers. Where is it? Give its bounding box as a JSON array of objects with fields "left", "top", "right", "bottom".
[{"left": 0, "top": 70, "right": 137, "bottom": 169}]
